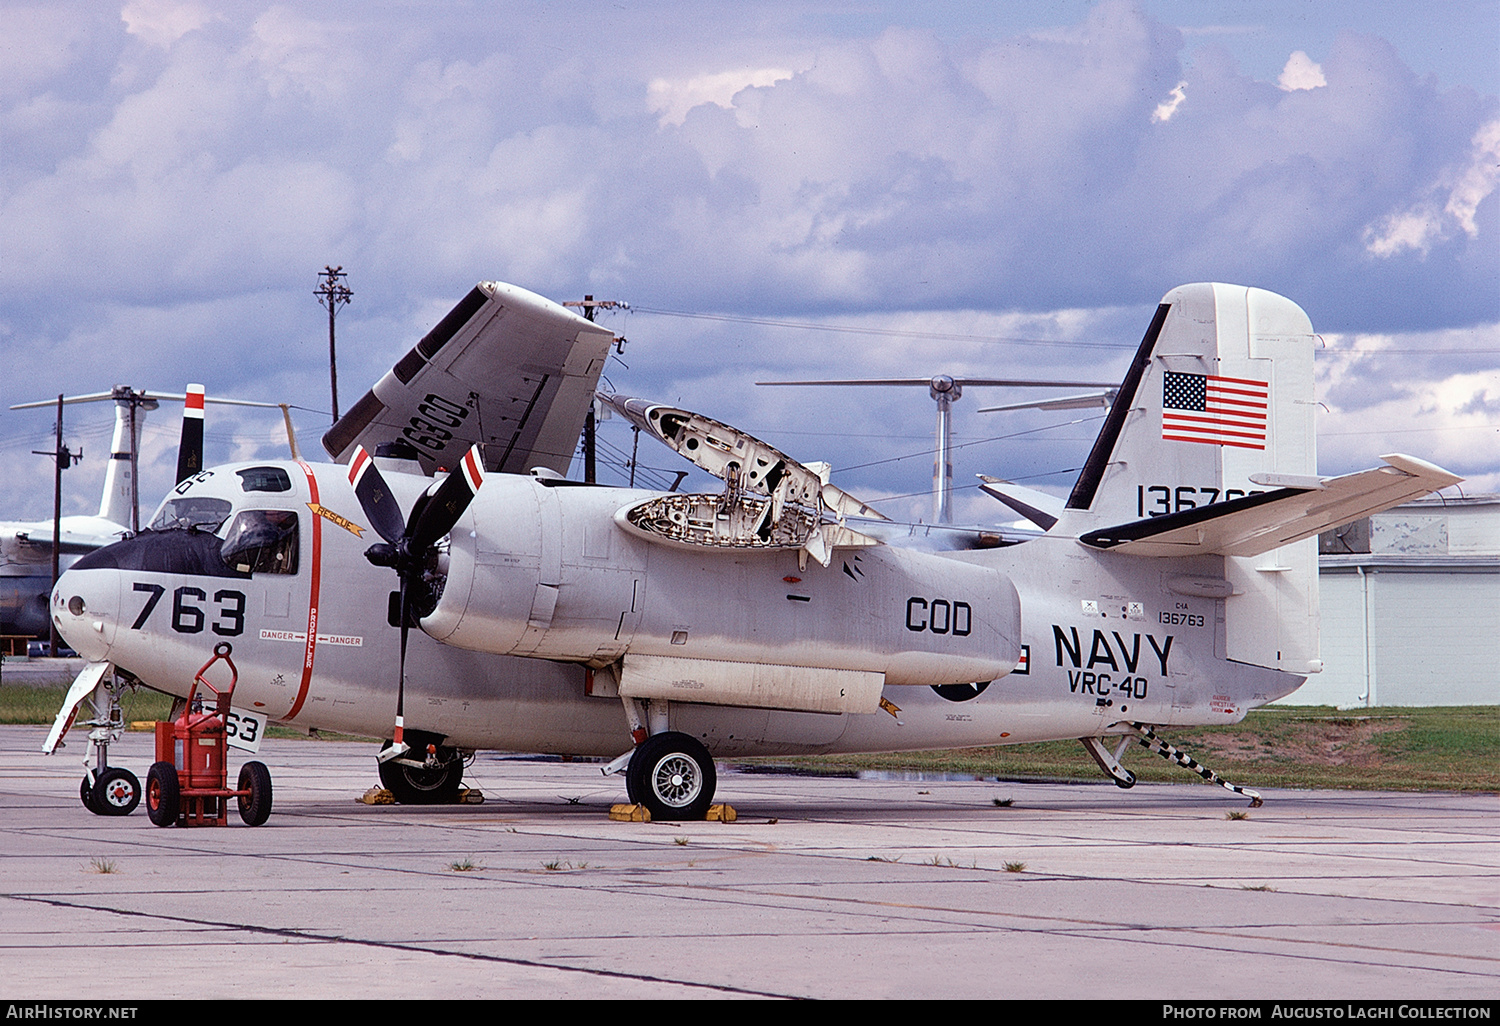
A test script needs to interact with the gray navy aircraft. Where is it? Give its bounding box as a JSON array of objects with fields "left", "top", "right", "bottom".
[{"left": 43, "top": 280, "right": 1460, "bottom": 819}]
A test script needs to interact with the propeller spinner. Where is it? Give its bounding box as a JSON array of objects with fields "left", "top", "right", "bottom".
[{"left": 347, "top": 443, "right": 485, "bottom": 760}]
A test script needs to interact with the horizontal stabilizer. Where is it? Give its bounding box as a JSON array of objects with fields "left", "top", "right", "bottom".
[
  {"left": 1078, "top": 454, "right": 1461, "bottom": 557},
  {"left": 976, "top": 476, "right": 1061, "bottom": 530}
]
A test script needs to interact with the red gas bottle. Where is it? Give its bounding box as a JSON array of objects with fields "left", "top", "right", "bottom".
[{"left": 145, "top": 642, "right": 272, "bottom": 827}]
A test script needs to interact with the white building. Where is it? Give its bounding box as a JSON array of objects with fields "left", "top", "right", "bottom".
[{"left": 1284, "top": 495, "right": 1500, "bottom": 707}]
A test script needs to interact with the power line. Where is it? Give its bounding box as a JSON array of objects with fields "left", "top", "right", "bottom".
[
  {"left": 836, "top": 413, "right": 1109, "bottom": 473},
  {"left": 632, "top": 306, "right": 1500, "bottom": 358},
  {"left": 630, "top": 306, "right": 1135, "bottom": 350}
]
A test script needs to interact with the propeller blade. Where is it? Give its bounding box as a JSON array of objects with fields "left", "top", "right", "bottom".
[
  {"left": 347, "top": 445, "right": 406, "bottom": 545},
  {"left": 377, "top": 576, "right": 412, "bottom": 763},
  {"left": 407, "top": 444, "right": 485, "bottom": 552},
  {"left": 175, "top": 384, "right": 205, "bottom": 484},
  {"left": 360, "top": 443, "right": 482, "bottom": 763}
]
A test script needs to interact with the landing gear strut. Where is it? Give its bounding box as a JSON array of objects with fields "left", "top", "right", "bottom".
[
  {"left": 45, "top": 663, "right": 141, "bottom": 817},
  {"left": 1080, "top": 735, "right": 1136, "bottom": 788}
]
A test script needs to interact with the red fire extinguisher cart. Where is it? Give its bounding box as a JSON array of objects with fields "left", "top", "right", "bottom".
[{"left": 146, "top": 642, "right": 272, "bottom": 827}]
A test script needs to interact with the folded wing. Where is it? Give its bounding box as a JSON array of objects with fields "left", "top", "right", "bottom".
[{"left": 323, "top": 281, "right": 615, "bottom": 477}]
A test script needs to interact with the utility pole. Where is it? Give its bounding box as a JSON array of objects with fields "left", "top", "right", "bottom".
[
  {"left": 563, "top": 295, "right": 628, "bottom": 484},
  {"left": 32, "top": 396, "right": 81, "bottom": 656},
  {"left": 315, "top": 266, "right": 352, "bottom": 423}
]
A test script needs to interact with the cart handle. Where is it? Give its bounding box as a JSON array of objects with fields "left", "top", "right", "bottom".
[{"left": 188, "top": 642, "right": 239, "bottom": 715}]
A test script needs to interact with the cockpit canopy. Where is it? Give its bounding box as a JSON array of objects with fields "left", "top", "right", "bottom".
[
  {"left": 81, "top": 466, "right": 304, "bottom": 579},
  {"left": 149, "top": 497, "right": 232, "bottom": 533}
]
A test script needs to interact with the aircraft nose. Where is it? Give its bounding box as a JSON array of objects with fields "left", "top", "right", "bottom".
[{"left": 52, "top": 567, "right": 119, "bottom": 663}]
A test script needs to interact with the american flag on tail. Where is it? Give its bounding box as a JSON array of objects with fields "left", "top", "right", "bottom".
[{"left": 1161, "top": 372, "right": 1268, "bottom": 450}]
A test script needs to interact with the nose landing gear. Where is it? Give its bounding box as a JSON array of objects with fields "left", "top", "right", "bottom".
[{"left": 46, "top": 661, "right": 142, "bottom": 817}]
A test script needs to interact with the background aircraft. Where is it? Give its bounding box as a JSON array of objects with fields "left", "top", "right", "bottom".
[
  {"left": 2, "top": 389, "right": 149, "bottom": 648},
  {"left": 45, "top": 280, "right": 1459, "bottom": 820},
  {"left": 3, "top": 387, "right": 286, "bottom": 649}
]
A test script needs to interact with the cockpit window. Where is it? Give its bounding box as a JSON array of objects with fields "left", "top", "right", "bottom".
[
  {"left": 237, "top": 467, "right": 292, "bottom": 493},
  {"left": 220, "top": 510, "right": 299, "bottom": 575},
  {"left": 149, "top": 497, "right": 233, "bottom": 533}
]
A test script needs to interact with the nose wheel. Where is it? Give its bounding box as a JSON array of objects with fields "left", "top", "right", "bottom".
[
  {"left": 626, "top": 731, "right": 716, "bottom": 822},
  {"left": 85, "top": 766, "right": 142, "bottom": 816}
]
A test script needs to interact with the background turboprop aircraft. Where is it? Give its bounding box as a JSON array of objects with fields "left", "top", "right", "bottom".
[{"left": 45, "top": 280, "right": 1460, "bottom": 822}]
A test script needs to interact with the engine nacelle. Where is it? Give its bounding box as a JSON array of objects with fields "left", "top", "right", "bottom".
[{"left": 421, "top": 476, "right": 1022, "bottom": 706}]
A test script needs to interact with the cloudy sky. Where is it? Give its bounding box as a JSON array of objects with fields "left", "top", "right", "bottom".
[{"left": 2, "top": 0, "right": 1496, "bottom": 528}]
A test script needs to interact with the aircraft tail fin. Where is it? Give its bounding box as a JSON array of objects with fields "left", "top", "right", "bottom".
[
  {"left": 98, "top": 395, "right": 145, "bottom": 530},
  {"left": 1059, "top": 283, "right": 1317, "bottom": 526},
  {"left": 1052, "top": 284, "right": 1455, "bottom": 678}
]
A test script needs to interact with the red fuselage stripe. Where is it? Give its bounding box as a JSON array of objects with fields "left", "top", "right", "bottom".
[{"left": 284, "top": 460, "right": 323, "bottom": 720}]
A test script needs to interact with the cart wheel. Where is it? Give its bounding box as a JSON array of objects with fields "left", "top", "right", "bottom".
[
  {"left": 80, "top": 774, "right": 102, "bottom": 815},
  {"left": 146, "top": 762, "right": 180, "bottom": 827},
  {"left": 92, "top": 767, "right": 141, "bottom": 816},
  {"left": 237, "top": 761, "right": 273, "bottom": 826}
]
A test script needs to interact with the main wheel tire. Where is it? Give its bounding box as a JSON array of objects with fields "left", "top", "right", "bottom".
[
  {"left": 146, "top": 762, "right": 180, "bottom": 827},
  {"left": 92, "top": 767, "right": 141, "bottom": 816},
  {"left": 377, "top": 742, "right": 464, "bottom": 804},
  {"left": 626, "top": 731, "right": 716, "bottom": 822},
  {"left": 237, "top": 761, "right": 273, "bottom": 826}
]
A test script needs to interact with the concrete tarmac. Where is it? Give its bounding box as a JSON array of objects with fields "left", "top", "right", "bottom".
[{"left": 2, "top": 724, "right": 1496, "bottom": 1001}]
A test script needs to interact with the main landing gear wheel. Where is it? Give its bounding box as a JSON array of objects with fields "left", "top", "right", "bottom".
[
  {"left": 377, "top": 742, "right": 464, "bottom": 804},
  {"left": 237, "top": 761, "right": 273, "bottom": 826},
  {"left": 146, "top": 761, "right": 180, "bottom": 827},
  {"left": 626, "top": 731, "right": 716, "bottom": 822},
  {"left": 91, "top": 766, "right": 141, "bottom": 816}
]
